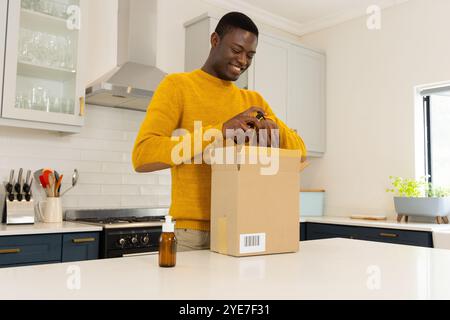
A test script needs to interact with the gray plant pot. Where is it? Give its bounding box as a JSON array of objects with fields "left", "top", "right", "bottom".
[{"left": 394, "top": 197, "right": 450, "bottom": 217}]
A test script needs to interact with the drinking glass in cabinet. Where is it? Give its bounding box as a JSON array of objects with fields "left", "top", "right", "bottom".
[
  {"left": 31, "top": 86, "right": 48, "bottom": 111},
  {"left": 18, "top": 29, "right": 75, "bottom": 70},
  {"left": 15, "top": 93, "right": 32, "bottom": 110},
  {"left": 61, "top": 98, "right": 75, "bottom": 114},
  {"left": 21, "top": 0, "right": 69, "bottom": 20}
]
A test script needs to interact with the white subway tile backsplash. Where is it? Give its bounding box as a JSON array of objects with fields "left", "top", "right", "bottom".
[
  {"left": 140, "top": 185, "right": 171, "bottom": 195},
  {"left": 102, "top": 185, "right": 140, "bottom": 196},
  {"left": 122, "top": 174, "right": 158, "bottom": 185},
  {"left": 76, "top": 127, "right": 126, "bottom": 141},
  {"left": 158, "top": 195, "right": 172, "bottom": 207},
  {"left": 102, "top": 162, "right": 134, "bottom": 174},
  {"left": 78, "top": 173, "right": 123, "bottom": 185},
  {"left": 158, "top": 175, "right": 171, "bottom": 186},
  {"left": 77, "top": 195, "right": 122, "bottom": 209},
  {"left": 61, "top": 196, "right": 79, "bottom": 209},
  {"left": 0, "top": 105, "right": 173, "bottom": 210},
  {"left": 81, "top": 150, "right": 123, "bottom": 162},
  {"left": 120, "top": 195, "right": 159, "bottom": 208},
  {"left": 60, "top": 184, "right": 102, "bottom": 196}
]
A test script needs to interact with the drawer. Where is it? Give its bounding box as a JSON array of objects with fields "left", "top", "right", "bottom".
[
  {"left": 306, "top": 223, "right": 360, "bottom": 240},
  {"left": 0, "top": 234, "right": 62, "bottom": 267},
  {"left": 62, "top": 232, "right": 100, "bottom": 262},
  {"left": 306, "top": 223, "right": 433, "bottom": 248},
  {"left": 357, "top": 227, "right": 433, "bottom": 248}
]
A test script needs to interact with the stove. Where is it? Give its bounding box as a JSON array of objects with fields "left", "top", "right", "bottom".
[{"left": 65, "top": 208, "right": 168, "bottom": 258}]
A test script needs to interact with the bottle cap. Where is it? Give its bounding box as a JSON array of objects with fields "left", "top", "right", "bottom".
[{"left": 162, "top": 215, "right": 175, "bottom": 233}]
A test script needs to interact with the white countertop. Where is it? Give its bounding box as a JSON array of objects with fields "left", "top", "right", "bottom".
[
  {"left": 300, "top": 216, "right": 450, "bottom": 232},
  {"left": 1, "top": 238, "right": 450, "bottom": 300},
  {"left": 0, "top": 221, "right": 102, "bottom": 236}
]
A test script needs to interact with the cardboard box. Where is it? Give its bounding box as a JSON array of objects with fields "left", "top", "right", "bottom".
[{"left": 209, "top": 146, "right": 304, "bottom": 257}]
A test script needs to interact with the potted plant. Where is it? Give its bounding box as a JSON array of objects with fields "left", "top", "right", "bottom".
[{"left": 387, "top": 176, "right": 450, "bottom": 224}]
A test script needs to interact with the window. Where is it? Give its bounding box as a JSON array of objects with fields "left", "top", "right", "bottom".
[{"left": 423, "top": 90, "right": 450, "bottom": 187}]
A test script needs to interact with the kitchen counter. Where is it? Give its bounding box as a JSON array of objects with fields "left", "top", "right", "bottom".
[
  {"left": 1, "top": 238, "right": 450, "bottom": 299},
  {"left": 300, "top": 216, "right": 450, "bottom": 232},
  {"left": 0, "top": 222, "right": 102, "bottom": 236}
]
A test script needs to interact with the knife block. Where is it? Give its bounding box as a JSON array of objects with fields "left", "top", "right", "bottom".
[
  {"left": 2, "top": 181, "right": 35, "bottom": 225},
  {"left": 5, "top": 199, "right": 35, "bottom": 225}
]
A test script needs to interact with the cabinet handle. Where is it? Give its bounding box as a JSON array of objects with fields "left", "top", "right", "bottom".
[
  {"left": 79, "top": 97, "right": 85, "bottom": 116},
  {"left": 380, "top": 233, "right": 399, "bottom": 238},
  {"left": 72, "top": 237, "right": 96, "bottom": 244},
  {"left": 0, "top": 248, "right": 21, "bottom": 254}
]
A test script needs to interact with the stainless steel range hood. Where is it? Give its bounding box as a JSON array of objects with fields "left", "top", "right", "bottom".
[{"left": 85, "top": 0, "right": 167, "bottom": 112}]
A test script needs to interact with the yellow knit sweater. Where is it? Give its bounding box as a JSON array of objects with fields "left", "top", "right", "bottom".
[{"left": 132, "top": 69, "right": 307, "bottom": 231}]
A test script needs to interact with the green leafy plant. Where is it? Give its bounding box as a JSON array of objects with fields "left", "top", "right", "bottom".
[
  {"left": 387, "top": 176, "right": 450, "bottom": 198},
  {"left": 428, "top": 186, "right": 450, "bottom": 198}
]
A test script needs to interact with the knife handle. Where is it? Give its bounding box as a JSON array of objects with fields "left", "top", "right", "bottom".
[{"left": 15, "top": 168, "right": 23, "bottom": 193}]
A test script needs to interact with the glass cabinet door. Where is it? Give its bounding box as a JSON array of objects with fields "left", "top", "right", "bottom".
[
  {"left": 2, "top": 0, "right": 84, "bottom": 127},
  {"left": 0, "top": 1, "right": 7, "bottom": 112}
]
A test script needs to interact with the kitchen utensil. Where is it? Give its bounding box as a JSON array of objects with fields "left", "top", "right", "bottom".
[
  {"left": 23, "top": 170, "right": 31, "bottom": 193},
  {"left": 55, "top": 174, "right": 63, "bottom": 197},
  {"left": 60, "top": 169, "right": 78, "bottom": 197},
  {"left": 6, "top": 170, "right": 14, "bottom": 194},
  {"left": 39, "top": 174, "right": 48, "bottom": 189},
  {"left": 25, "top": 178, "right": 33, "bottom": 202},
  {"left": 14, "top": 168, "right": 23, "bottom": 194},
  {"left": 48, "top": 172, "right": 56, "bottom": 197}
]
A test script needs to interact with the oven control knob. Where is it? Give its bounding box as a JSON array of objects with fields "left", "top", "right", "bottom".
[
  {"left": 118, "top": 238, "right": 126, "bottom": 248},
  {"left": 142, "top": 235, "right": 150, "bottom": 245},
  {"left": 131, "top": 236, "right": 138, "bottom": 245}
]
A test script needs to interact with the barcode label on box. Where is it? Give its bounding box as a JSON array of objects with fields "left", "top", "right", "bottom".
[{"left": 239, "top": 233, "right": 266, "bottom": 254}]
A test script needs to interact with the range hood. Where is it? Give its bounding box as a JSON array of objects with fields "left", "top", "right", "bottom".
[{"left": 85, "top": 0, "right": 167, "bottom": 112}]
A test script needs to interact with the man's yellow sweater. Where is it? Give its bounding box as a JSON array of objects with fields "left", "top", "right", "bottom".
[{"left": 132, "top": 69, "right": 307, "bottom": 231}]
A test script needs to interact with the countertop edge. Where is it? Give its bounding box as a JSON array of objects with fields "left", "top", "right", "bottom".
[
  {"left": 0, "top": 222, "right": 102, "bottom": 237},
  {"left": 300, "top": 216, "right": 450, "bottom": 232}
]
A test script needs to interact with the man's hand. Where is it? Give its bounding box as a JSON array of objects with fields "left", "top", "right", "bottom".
[
  {"left": 222, "top": 106, "right": 279, "bottom": 147},
  {"left": 222, "top": 106, "right": 267, "bottom": 138},
  {"left": 256, "top": 117, "right": 279, "bottom": 147}
]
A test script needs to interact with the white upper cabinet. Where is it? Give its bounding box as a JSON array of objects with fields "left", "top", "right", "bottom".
[
  {"left": 253, "top": 34, "right": 289, "bottom": 123},
  {"left": 1, "top": 0, "right": 86, "bottom": 133},
  {"left": 184, "top": 14, "right": 252, "bottom": 90},
  {"left": 0, "top": 1, "right": 7, "bottom": 113},
  {"left": 287, "top": 44, "right": 326, "bottom": 155}
]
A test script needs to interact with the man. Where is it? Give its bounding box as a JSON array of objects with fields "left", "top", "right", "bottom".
[{"left": 132, "top": 12, "right": 307, "bottom": 251}]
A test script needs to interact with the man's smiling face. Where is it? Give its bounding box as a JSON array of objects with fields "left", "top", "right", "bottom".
[{"left": 210, "top": 28, "right": 258, "bottom": 82}]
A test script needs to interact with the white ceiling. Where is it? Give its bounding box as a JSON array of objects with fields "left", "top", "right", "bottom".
[{"left": 205, "top": 0, "right": 409, "bottom": 36}]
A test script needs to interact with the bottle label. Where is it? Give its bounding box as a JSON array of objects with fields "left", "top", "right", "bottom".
[{"left": 239, "top": 233, "right": 266, "bottom": 254}]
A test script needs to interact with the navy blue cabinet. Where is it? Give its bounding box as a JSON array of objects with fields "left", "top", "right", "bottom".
[
  {"left": 0, "top": 231, "right": 100, "bottom": 268},
  {"left": 62, "top": 232, "right": 100, "bottom": 263},
  {"left": 300, "top": 223, "right": 306, "bottom": 241},
  {"left": 0, "top": 234, "right": 62, "bottom": 267},
  {"left": 306, "top": 223, "right": 433, "bottom": 248}
]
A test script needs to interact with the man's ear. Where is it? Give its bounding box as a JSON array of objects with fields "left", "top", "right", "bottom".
[{"left": 211, "top": 32, "right": 220, "bottom": 48}]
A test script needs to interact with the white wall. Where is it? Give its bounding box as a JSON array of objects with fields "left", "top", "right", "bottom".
[
  {"left": 0, "top": 106, "right": 171, "bottom": 210},
  {"left": 299, "top": 0, "right": 450, "bottom": 217}
]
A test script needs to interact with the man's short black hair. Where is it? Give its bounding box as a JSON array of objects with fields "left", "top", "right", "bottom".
[{"left": 215, "top": 12, "right": 259, "bottom": 39}]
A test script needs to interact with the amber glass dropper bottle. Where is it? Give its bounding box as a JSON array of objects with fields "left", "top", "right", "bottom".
[{"left": 159, "top": 216, "right": 177, "bottom": 268}]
